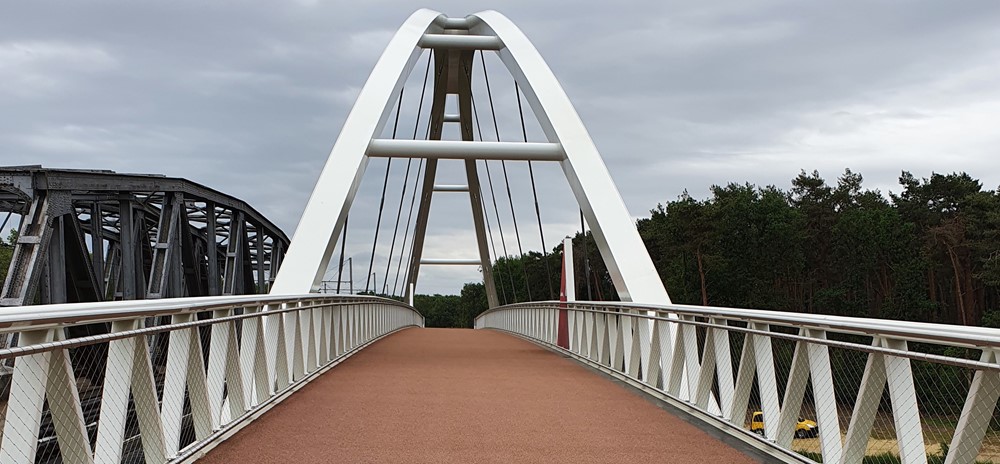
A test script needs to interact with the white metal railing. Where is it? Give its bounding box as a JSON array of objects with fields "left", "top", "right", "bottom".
[
  {"left": 476, "top": 301, "right": 1000, "bottom": 464},
  {"left": 0, "top": 294, "right": 423, "bottom": 464}
]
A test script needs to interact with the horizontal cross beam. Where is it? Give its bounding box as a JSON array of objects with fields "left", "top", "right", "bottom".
[
  {"left": 418, "top": 34, "right": 503, "bottom": 50},
  {"left": 419, "top": 259, "right": 482, "bottom": 266},
  {"left": 367, "top": 139, "right": 565, "bottom": 161},
  {"left": 433, "top": 184, "right": 470, "bottom": 192}
]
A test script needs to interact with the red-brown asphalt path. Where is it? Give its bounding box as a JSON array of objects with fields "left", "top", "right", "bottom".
[{"left": 199, "top": 328, "right": 760, "bottom": 463}]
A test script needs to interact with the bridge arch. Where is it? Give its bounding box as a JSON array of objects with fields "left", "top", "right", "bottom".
[{"left": 270, "top": 9, "right": 669, "bottom": 306}]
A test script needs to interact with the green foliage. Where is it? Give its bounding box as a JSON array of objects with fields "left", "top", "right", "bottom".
[
  {"left": 795, "top": 445, "right": 992, "bottom": 464},
  {"left": 639, "top": 169, "right": 1000, "bottom": 326},
  {"left": 634, "top": 169, "right": 1000, "bottom": 412},
  {"left": 890, "top": 171, "right": 1000, "bottom": 324},
  {"left": 861, "top": 452, "right": 913, "bottom": 464},
  {"left": 0, "top": 228, "right": 15, "bottom": 285},
  {"left": 413, "top": 293, "right": 462, "bottom": 328},
  {"left": 564, "top": 232, "right": 618, "bottom": 302},
  {"left": 412, "top": 283, "right": 492, "bottom": 328},
  {"left": 416, "top": 168, "right": 1000, "bottom": 338},
  {"left": 796, "top": 449, "right": 823, "bottom": 462},
  {"left": 414, "top": 230, "right": 618, "bottom": 327},
  {"left": 493, "top": 250, "right": 561, "bottom": 305}
]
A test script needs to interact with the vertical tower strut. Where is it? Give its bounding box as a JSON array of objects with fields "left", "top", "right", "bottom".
[{"left": 406, "top": 48, "right": 500, "bottom": 307}]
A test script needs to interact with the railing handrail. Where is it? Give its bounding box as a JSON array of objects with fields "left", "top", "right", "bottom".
[
  {"left": 0, "top": 294, "right": 422, "bottom": 332},
  {"left": 478, "top": 299, "right": 1000, "bottom": 463},
  {"left": 0, "top": 291, "right": 424, "bottom": 463},
  {"left": 476, "top": 300, "right": 1000, "bottom": 348}
]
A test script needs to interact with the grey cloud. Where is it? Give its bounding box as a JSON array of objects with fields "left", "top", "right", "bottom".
[{"left": 3, "top": 1, "right": 1000, "bottom": 294}]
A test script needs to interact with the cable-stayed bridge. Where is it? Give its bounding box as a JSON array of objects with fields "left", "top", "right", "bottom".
[{"left": 2, "top": 9, "right": 999, "bottom": 464}]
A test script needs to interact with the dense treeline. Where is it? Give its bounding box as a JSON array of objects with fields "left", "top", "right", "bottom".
[
  {"left": 412, "top": 283, "right": 488, "bottom": 328},
  {"left": 3, "top": 170, "right": 997, "bottom": 330},
  {"left": 414, "top": 169, "right": 1000, "bottom": 329},
  {"left": 420, "top": 234, "right": 618, "bottom": 328},
  {"left": 640, "top": 169, "right": 1000, "bottom": 326}
]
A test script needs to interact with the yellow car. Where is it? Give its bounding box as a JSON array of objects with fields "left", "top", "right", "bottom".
[{"left": 749, "top": 411, "right": 818, "bottom": 438}]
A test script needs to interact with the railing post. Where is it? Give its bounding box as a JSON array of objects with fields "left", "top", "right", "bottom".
[
  {"left": 624, "top": 311, "right": 640, "bottom": 378},
  {"left": 47, "top": 342, "right": 95, "bottom": 464},
  {"left": 206, "top": 308, "right": 230, "bottom": 420},
  {"left": 776, "top": 330, "right": 811, "bottom": 448},
  {"left": 843, "top": 338, "right": 890, "bottom": 463},
  {"left": 709, "top": 318, "right": 734, "bottom": 419},
  {"left": 597, "top": 308, "right": 610, "bottom": 366},
  {"left": 322, "top": 303, "right": 334, "bottom": 363},
  {"left": 331, "top": 304, "right": 341, "bottom": 356},
  {"left": 751, "top": 323, "right": 781, "bottom": 442},
  {"left": 0, "top": 295, "right": 421, "bottom": 464},
  {"left": 947, "top": 349, "right": 1000, "bottom": 464},
  {"left": 93, "top": 319, "right": 166, "bottom": 464},
  {"left": 162, "top": 313, "right": 194, "bottom": 456},
  {"left": 882, "top": 338, "right": 926, "bottom": 464},
  {"left": 301, "top": 302, "right": 317, "bottom": 372},
  {"left": 272, "top": 306, "right": 291, "bottom": 391},
  {"left": 693, "top": 322, "right": 717, "bottom": 410},
  {"left": 0, "top": 330, "right": 56, "bottom": 463},
  {"left": 805, "top": 329, "right": 842, "bottom": 462},
  {"left": 238, "top": 306, "right": 265, "bottom": 409},
  {"left": 290, "top": 303, "right": 306, "bottom": 381},
  {"left": 557, "top": 236, "right": 573, "bottom": 348}
]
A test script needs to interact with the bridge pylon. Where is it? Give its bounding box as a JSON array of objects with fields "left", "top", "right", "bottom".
[{"left": 271, "top": 9, "right": 670, "bottom": 308}]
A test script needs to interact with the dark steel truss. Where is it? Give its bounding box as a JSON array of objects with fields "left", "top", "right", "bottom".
[{"left": 0, "top": 166, "right": 289, "bottom": 307}]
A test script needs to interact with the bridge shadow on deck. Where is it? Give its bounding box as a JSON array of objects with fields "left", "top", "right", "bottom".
[{"left": 200, "top": 328, "right": 760, "bottom": 463}]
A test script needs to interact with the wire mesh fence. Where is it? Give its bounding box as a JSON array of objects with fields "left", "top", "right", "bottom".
[
  {"left": 478, "top": 302, "right": 1000, "bottom": 464},
  {"left": 0, "top": 295, "right": 422, "bottom": 464}
]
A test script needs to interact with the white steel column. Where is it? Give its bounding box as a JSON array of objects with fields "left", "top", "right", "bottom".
[{"left": 563, "top": 237, "right": 575, "bottom": 301}]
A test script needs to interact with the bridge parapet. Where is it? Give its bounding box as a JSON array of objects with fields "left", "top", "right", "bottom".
[
  {"left": 0, "top": 294, "right": 422, "bottom": 463},
  {"left": 477, "top": 302, "right": 1000, "bottom": 464}
]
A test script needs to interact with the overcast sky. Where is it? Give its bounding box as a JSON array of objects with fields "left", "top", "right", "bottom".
[{"left": 3, "top": 1, "right": 1000, "bottom": 296}]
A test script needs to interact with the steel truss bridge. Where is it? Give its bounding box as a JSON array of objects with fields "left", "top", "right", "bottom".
[
  {"left": 0, "top": 166, "right": 288, "bottom": 306},
  {"left": 1, "top": 9, "right": 999, "bottom": 464}
]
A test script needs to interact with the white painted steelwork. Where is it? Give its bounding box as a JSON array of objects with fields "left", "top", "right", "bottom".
[
  {"left": 432, "top": 184, "right": 470, "bottom": 192},
  {"left": 477, "top": 302, "right": 1000, "bottom": 464},
  {"left": 419, "top": 258, "right": 482, "bottom": 266},
  {"left": 0, "top": 295, "right": 422, "bottom": 463},
  {"left": 417, "top": 34, "right": 504, "bottom": 50},
  {"left": 270, "top": 8, "right": 442, "bottom": 296},
  {"left": 271, "top": 10, "right": 669, "bottom": 315},
  {"left": 562, "top": 237, "right": 575, "bottom": 302},
  {"left": 365, "top": 139, "right": 565, "bottom": 161}
]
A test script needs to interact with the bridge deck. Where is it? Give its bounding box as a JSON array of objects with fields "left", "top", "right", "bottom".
[{"left": 200, "top": 328, "right": 758, "bottom": 463}]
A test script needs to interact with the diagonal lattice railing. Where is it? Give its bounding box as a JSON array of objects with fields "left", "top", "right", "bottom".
[
  {"left": 0, "top": 295, "right": 422, "bottom": 464},
  {"left": 477, "top": 302, "right": 1000, "bottom": 464}
]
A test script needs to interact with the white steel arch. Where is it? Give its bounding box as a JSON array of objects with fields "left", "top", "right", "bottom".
[
  {"left": 269, "top": 9, "right": 438, "bottom": 296},
  {"left": 271, "top": 9, "right": 670, "bottom": 307}
]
